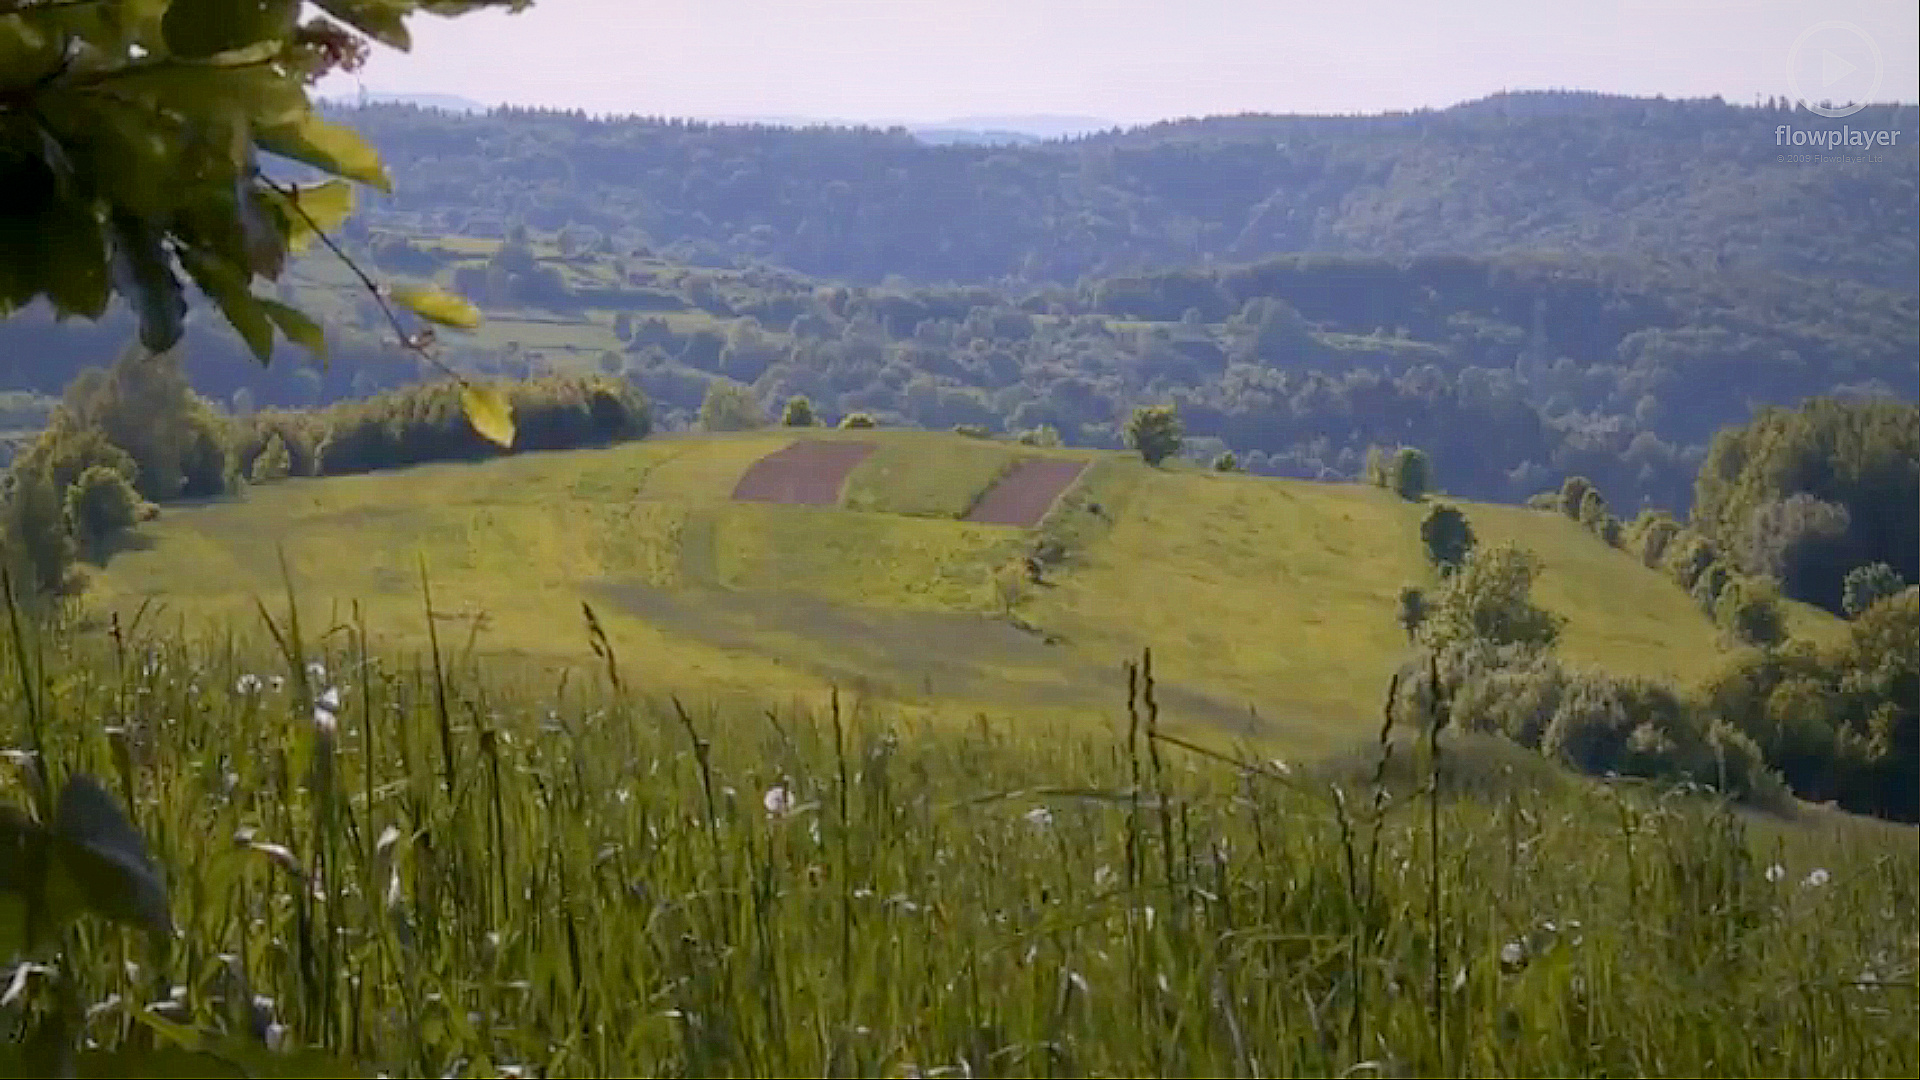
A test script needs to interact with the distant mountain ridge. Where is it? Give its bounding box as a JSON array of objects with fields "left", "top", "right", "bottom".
[{"left": 323, "top": 91, "right": 1917, "bottom": 291}]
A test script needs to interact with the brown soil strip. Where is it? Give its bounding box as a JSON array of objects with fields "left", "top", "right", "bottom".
[
  {"left": 730, "top": 440, "right": 877, "bottom": 506},
  {"left": 963, "top": 459, "right": 1088, "bottom": 527}
]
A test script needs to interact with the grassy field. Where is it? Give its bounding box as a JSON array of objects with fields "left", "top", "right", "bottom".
[
  {"left": 3, "top": 603, "right": 1913, "bottom": 1077},
  {"left": 81, "top": 430, "right": 1835, "bottom": 761}
]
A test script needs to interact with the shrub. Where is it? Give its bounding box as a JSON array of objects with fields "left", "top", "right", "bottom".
[
  {"left": 781, "top": 395, "right": 818, "bottom": 427},
  {"left": 63, "top": 465, "right": 140, "bottom": 559},
  {"left": 1842, "top": 562, "right": 1905, "bottom": 618},
  {"left": 1017, "top": 425, "right": 1060, "bottom": 447},
  {"left": 249, "top": 432, "right": 292, "bottom": 484},
  {"left": 953, "top": 423, "right": 991, "bottom": 439},
  {"left": 839, "top": 412, "right": 877, "bottom": 430},
  {"left": 1212, "top": 450, "right": 1239, "bottom": 473},
  {"left": 1396, "top": 586, "right": 1427, "bottom": 642},
  {"left": 1389, "top": 446, "right": 1430, "bottom": 500},
  {"left": 1421, "top": 541, "right": 1563, "bottom": 651},
  {"left": 698, "top": 379, "right": 765, "bottom": 432},
  {"left": 1420, "top": 503, "right": 1476, "bottom": 575},
  {"left": 1124, "top": 404, "right": 1183, "bottom": 467},
  {"left": 1715, "top": 574, "right": 1787, "bottom": 647},
  {"left": 1557, "top": 476, "right": 1593, "bottom": 518}
]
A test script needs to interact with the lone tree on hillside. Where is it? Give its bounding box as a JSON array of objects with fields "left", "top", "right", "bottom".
[
  {"left": 0, "top": 0, "right": 534, "bottom": 449},
  {"left": 1125, "top": 404, "right": 1184, "bottom": 467},
  {"left": 1421, "top": 503, "right": 1477, "bottom": 575},
  {"left": 698, "top": 380, "right": 765, "bottom": 432},
  {"left": 781, "top": 395, "right": 817, "bottom": 427}
]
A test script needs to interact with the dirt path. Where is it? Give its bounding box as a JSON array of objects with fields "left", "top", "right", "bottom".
[
  {"left": 730, "top": 440, "right": 877, "bottom": 506},
  {"left": 964, "top": 460, "right": 1088, "bottom": 527}
]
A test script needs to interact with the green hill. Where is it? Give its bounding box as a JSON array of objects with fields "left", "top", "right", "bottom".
[{"left": 84, "top": 430, "right": 1833, "bottom": 756}]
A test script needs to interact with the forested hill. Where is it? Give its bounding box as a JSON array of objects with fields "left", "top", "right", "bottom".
[{"left": 332, "top": 91, "right": 1918, "bottom": 289}]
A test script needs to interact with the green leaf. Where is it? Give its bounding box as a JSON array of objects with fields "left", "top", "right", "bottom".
[
  {"left": 315, "top": 0, "right": 414, "bottom": 50},
  {"left": 107, "top": 213, "right": 188, "bottom": 353},
  {"left": 51, "top": 774, "right": 172, "bottom": 939},
  {"left": 266, "top": 179, "right": 356, "bottom": 255},
  {"left": 180, "top": 251, "right": 274, "bottom": 363},
  {"left": 162, "top": 0, "right": 301, "bottom": 59},
  {"left": 391, "top": 283, "right": 482, "bottom": 329},
  {"left": 261, "top": 298, "right": 329, "bottom": 360},
  {"left": 256, "top": 113, "right": 392, "bottom": 192},
  {"left": 461, "top": 384, "right": 516, "bottom": 448}
]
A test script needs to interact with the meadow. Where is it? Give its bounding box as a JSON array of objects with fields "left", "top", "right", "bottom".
[
  {"left": 83, "top": 430, "right": 1824, "bottom": 759},
  {"left": 2, "top": 585, "right": 1914, "bottom": 1077}
]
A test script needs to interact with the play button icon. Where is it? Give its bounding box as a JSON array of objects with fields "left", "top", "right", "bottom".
[
  {"left": 1821, "top": 50, "right": 1856, "bottom": 89},
  {"left": 1789, "top": 21, "right": 1882, "bottom": 118}
]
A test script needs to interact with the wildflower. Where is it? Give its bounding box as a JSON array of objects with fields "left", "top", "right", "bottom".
[
  {"left": 1764, "top": 863, "right": 1786, "bottom": 883},
  {"left": 1500, "top": 940, "right": 1528, "bottom": 973},
  {"left": 1023, "top": 806, "right": 1053, "bottom": 828},
  {"left": 234, "top": 674, "right": 262, "bottom": 695},
  {"left": 1803, "top": 868, "right": 1830, "bottom": 888},
  {"left": 306, "top": 661, "right": 327, "bottom": 684},
  {"left": 763, "top": 784, "right": 793, "bottom": 818}
]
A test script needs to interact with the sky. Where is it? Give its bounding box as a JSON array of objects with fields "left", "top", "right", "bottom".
[{"left": 315, "top": 0, "right": 1920, "bottom": 126}]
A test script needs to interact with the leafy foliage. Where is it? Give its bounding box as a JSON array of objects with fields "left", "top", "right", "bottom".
[
  {"left": 780, "top": 394, "right": 816, "bottom": 427},
  {"left": 1419, "top": 503, "right": 1475, "bottom": 575},
  {"left": 1419, "top": 541, "right": 1564, "bottom": 651},
  {"left": 1703, "top": 587, "right": 1919, "bottom": 820},
  {"left": 1694, "top": 398, "right": 1919, "bottom": 612},
  {"left": 1843, "top": 562, "right": 1906, "bottom": 619},
  {"left": 0, "top": 0, "right": 533, "bottom": 453},
  {"left": 1124, "top": 403, "right": 1183, "bottom": 466},
  {"left": 697, "top": 378, "right": 764, "bottom": 432}
]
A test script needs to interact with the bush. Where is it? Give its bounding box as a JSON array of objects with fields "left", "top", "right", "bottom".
[
  {"left": 781, "top": 395, "right": 817, "bottom": 427},
  {"left": 1212, "top": 450, "right": 1239, "bottom": 472},
  {"left": 1396, "top": 586, "right": 1427, "bottom": 642},
  {"left": 953, "top": 423, "right": 991, "bottom": 439},
  {"left": 1842, "top": 562, "right": 1905, "bottom": 618},
  {"left": 839, "top": 412, "right": 877, "bottom": 430},
  {"left": 698, "top": 379, "right": 765, "bottom": 432},
  {"left": 315, "top": 375, "right": 650, "bottom": 476},
  {"left": 1124, "top": 404, "right": 1183, "bottom": 467},
  {"left": 63, "top": 465, "right": 140, "bottom": 559},
  {"left": 1389, "top": 446, "right": 1430, "bottom": 499},
  {"left": 1017, "top": 425, "right": 1060, "bottom": 447},
  {"left": 1420, "top": 541, "right": 1563, "bottom": 651},
  {"left": 249, "top": 432, "right": 292, "bottom": 483},
  {"left": 1715, "top": 574, "right": 1787, "bottom": 647},
  {"left": 1420, "top": 503, "right": 1476, "bottom": 575}
]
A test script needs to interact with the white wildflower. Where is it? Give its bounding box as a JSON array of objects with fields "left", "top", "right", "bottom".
[
  {"left": 1499, "top": 940, "right": 1528, "bottom": 972},
  {"left": 1023, "top": 806, "right": 1053, "bottom": 828},
  {"left": 763, "top": 784, "right": 793, "bottom": 819},
  {"left": 1803, "top": 868, "right": 1830, "bottom": 888},
  {"left": 306, "top": 661, "right": 327, "bottom": 684},
  {"left": 1764, "top": 863, "right": 1786, "bottom": 883},
  {"left": 234, "top": 674, "right": 263, "bottom": 695}
]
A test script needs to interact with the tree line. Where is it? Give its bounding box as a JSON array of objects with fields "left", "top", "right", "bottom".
[{"left": 0, "top": 347, "right": 648, "bottom": 595}]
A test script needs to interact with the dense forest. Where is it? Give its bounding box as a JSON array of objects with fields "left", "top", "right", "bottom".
[
  {"left": 2, "top": 91, "right": 1914, "bottom": 512},
  {"left": 332, "top": 92, "right": 1918, "bottom": 290}
]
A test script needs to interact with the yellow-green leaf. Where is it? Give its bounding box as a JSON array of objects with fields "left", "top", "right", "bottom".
[
  {"left": 461, "top": 384, "right": 515, "bottom": 448},
  {"left": 391, "top": 283, "right": 482, "bottom": 329},
  {"left": 260, "top": 298, "right": 328, "bottom": 359},
  {"left": 181, "top": 252, "right": 274, "bottom": 362},
  {"left": 257, "top": 113, "right": 391, "bottom": 192},
  {"left": 268, "top": 179, "right": 356, "bottom": 254}
]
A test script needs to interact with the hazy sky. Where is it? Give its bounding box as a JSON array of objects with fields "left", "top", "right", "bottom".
[{"left": 315, "top": 0, "right": 1920, "bottom": 124}]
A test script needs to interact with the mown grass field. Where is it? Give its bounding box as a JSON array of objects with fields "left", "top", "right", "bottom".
[{"left": 82, "top": 430, "right": 1838, "bottom": 760}]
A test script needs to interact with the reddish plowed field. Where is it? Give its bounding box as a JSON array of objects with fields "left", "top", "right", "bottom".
[
  {"left": 964, "top": 460, "right": 1087, "bottom": 527},
  {"left": 730, "top": 440, "right": 877, "bottom": 506}
]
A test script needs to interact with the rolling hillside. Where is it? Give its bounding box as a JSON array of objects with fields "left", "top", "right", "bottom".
[{"left": 82, "top": 430, "right": 1834, "bottom": 756}]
